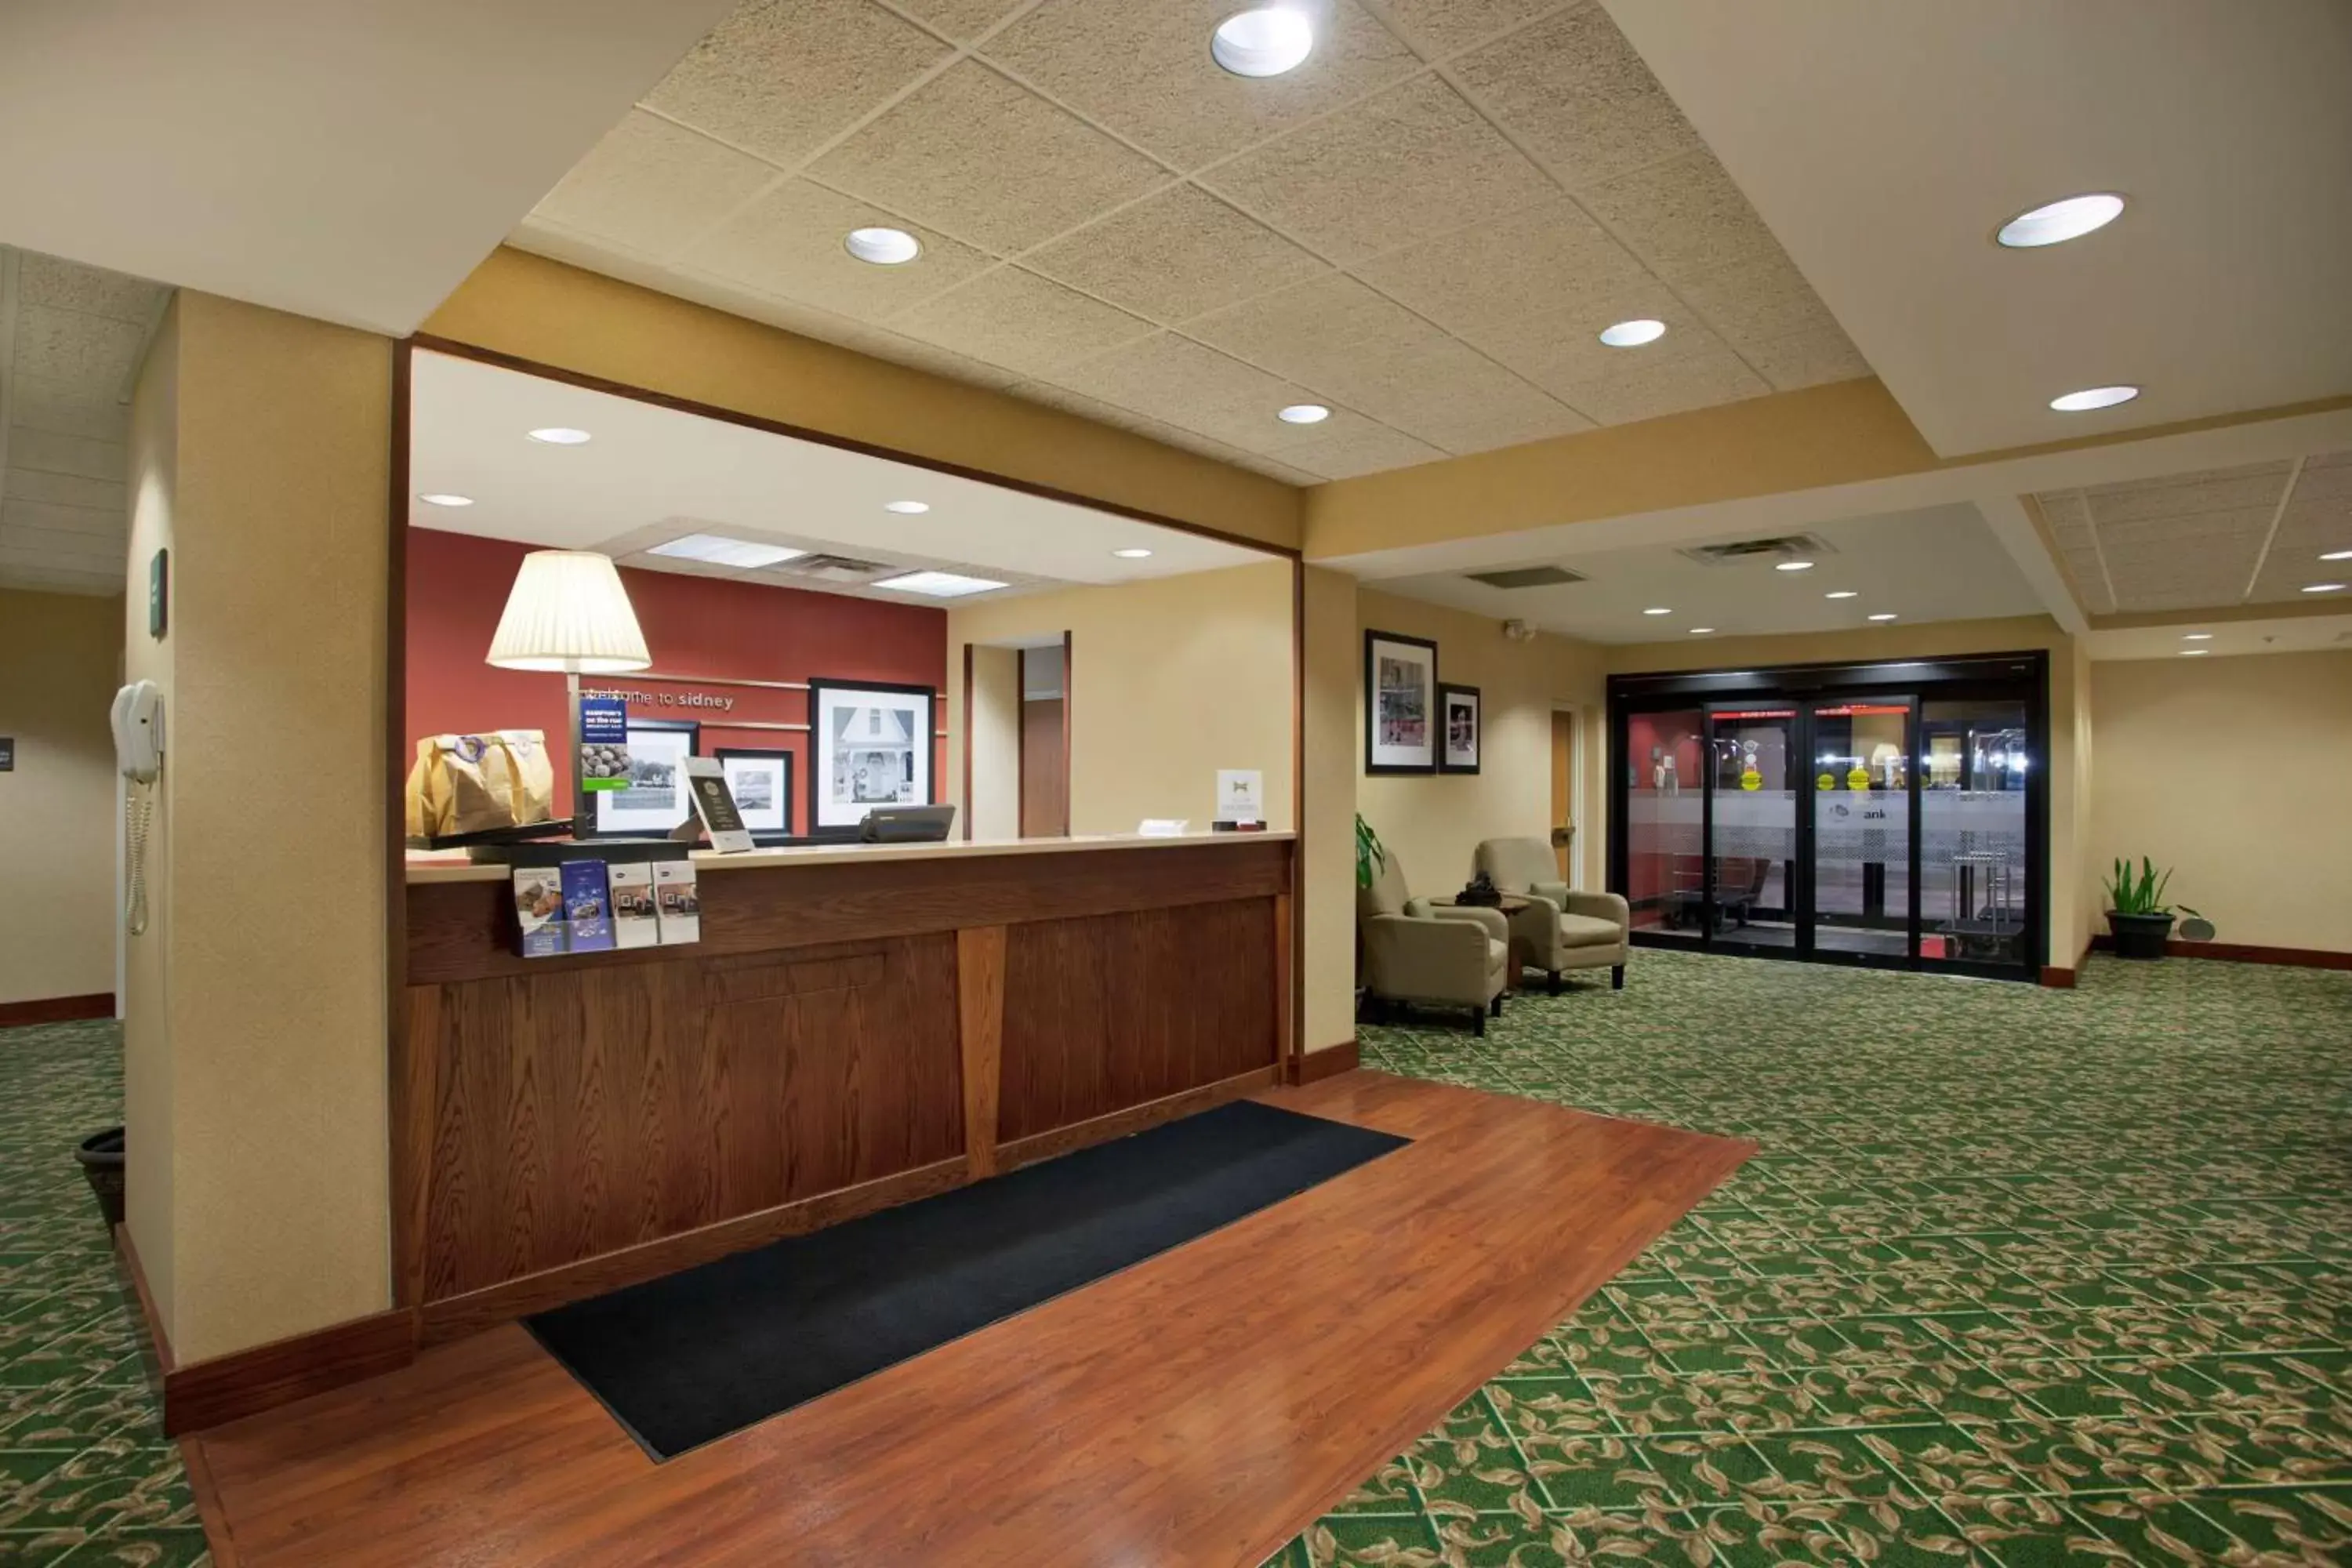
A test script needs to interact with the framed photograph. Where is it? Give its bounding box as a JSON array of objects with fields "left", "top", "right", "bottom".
[
  {"left": 1364, "top": 630, "right": 1439, "bottom": 775},
  {"left": 808, "top": 678, "right": 935, "bottom": 829},
  {"left": 1439, "top": 683, "right": 1482, "bottom": 774},
  {"left": 582, "top": 718, "right": 699, "bottom": 838},
  {"left": 716, "top": 747, "right": 795, "bottom": 842}
]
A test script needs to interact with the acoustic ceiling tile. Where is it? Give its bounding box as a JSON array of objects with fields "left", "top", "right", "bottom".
[
  {"left": 7, "top": 374, "right": 125, "bottom": 443},
  {"left": 533, "top": 111, "right": 778, "bottom": 258},
  {"left": 1538, "top": 340, "right": 1769, "bottom": 428},
  {"left": 1375, "top": 0, "right": 1575, "bottom": 57},
  {"left": 1263, "top": 421, "right": 1449, "bottom": 481},
  {"left": 2095, "top": 507, "right": 2277, "bottom": 550},
  {"left": 1350, "top": 192, "right": 1651, "bottom": 343},
  {"left": 2, "top": 468, "right": 124, "bottom": 514},
  {"left": 644, "top": 0, "right": 949, "bottom": 169},
  {"left": 1040, "top": 332, "right": 1326, "bottom": 452},
  {"left": 982, "top": 0, "right": 1421, "bottom": 170},
  {"left": 1023, "top": 184, "right": 1330, "bottom": 324},
  {"left": 17, "top": 254, "right": 165, "bottom": 323},
  {"left": 888, "top": 264, "right": 1156, "bottom": 376},
  {"left": 686, "top": 179, "right": 994, "bottom": 319},
  {"left": 1577, "top": 147, "right": 1783, "bottom": 281},
  {"left": 1462, "top": 285, "right": 1720, "bottom": 390},
  {"left": 1, "top": 496, "right": 125, "bottom": 541},
  {"left": 1671, "top": 252, "right": 1840, "bottom": 349},
  {"left": 12, "top": 304, "right": 148, "bottom": 387},
  {"left": 5, "top": 428, "right": 127, "bottom": 484},
  {"left": 890, "top": 0, "right": 1030, "bottom": 42},
  {"left": 2032, "top": 491, "right": 2092, "bottom": 542},
  {"left": 1199, "top": 74, "right": 1554, "bottom": 265},
  {"left": 1740, "top": 323, "right": 1873, "bottom": 392},
  {"left": 809, "top": 61, "right": 1168, "bottom": 252},
  {"left": 2078, "top": 463, "right": 2292, "bottom": 524},
  {"left": 1453, "top": 4, "right": 1702, "bottom": 190}
]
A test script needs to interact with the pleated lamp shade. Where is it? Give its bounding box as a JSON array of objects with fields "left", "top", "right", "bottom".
[{"left": 485, "top": 550, "right": 652, "bottom": 673}]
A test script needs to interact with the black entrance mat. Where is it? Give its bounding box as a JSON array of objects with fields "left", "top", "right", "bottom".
[{"left": 526, "top": 1098, "right": 1409, "bottom": 1458}]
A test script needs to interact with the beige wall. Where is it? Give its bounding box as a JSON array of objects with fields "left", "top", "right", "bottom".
[
  {"left": 1300, "top": 567, "right": 1357, "bottom": 1055},
  {"left": 425, "top": 248, "right": 1301, "bottom": 554},
  {"left": 1356, "top": 588, "right": 1606, "bottom": 902},
  {"left": 947, "top": 562, "right": 1296, "bottom": 835},
  {"left": 965, "top": 645, "right": 1021, "bottom": 841},
  {"left": 1602, "top": 614, "right": 2091, "bottom": 968},
  {"left": 122, "top": 292, "right": 394, "bottom": 1364},
  {"left": 0, "top": 588, "right": 120, "bottom": 1006},
  {"left": 2091, "top": 651, "right": 2352, "bottom": 953}
]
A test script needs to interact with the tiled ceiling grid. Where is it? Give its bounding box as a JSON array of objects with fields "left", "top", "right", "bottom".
[
  {"left": 514, "top": 0, "right": 1871, "bottom": 485},
  {"left": 2033, "top": 450, "right": 2352, "bottom": 615},
  {"left": 0, "top": 248, "right": 170, "bottom": 595}
]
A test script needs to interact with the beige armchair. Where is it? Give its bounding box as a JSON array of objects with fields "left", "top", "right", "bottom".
[
  {"left": 1358, "top": 850, "right": 1511, "bottom": 1034},
  {"left": 1475, "top": 837, "right": 1631, "bottom": 993}
]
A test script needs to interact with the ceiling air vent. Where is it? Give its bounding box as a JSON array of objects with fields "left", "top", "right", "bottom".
[
  {"left": 1677, "top": 534, "right": 1834, "bottom": 565},
  {"left": 771, "top": 553, "right": 898, "bottom": 583},
  {"left": 1465, "top": 564, "right": 1588, "bottom": 590}
]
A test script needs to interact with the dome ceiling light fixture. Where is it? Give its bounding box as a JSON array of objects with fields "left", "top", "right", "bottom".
[
  {"left": 1212, "top": 8, "right": 1316, "bottom": 77},
  {"left": 1598, "top": 318, "right": 1667, "bottom": 347},
  {"left": 844, "top": 227, "right": 922, "bottom": 265},
  {"left": 1277, "top": 403, "right": 1330, "bottom": 424}
]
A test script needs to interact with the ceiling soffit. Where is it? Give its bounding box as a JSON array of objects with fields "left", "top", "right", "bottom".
[{"left": 515, "top": 0, "right": 1873, "bottom": 485}]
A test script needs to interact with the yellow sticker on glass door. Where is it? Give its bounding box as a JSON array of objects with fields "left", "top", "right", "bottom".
[{"left": 1740, "top": 768, "right": 1762, "bottom": 791}]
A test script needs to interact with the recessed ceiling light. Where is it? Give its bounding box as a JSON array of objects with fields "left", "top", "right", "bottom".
[
  {"left": 1112, "top": 547, "right": 1153, "bottom": 559},
  {"left": 528, "top": 426, "right": 591, "bottom": 445},
  {"left": 1277, "top": 403, "right": 1330, "bottom": 424},
  {"left": 1211, "top": 8, "right": 1314, "bottom": 77},
  {"left": 2182, "top": 633, "right": 2212, "bottom": 641},
  {"left": 2321, "top": 550, "right": 2352, "bottom": 561},
  {"left": 1867, "top": 612, "right": 1899, "bottom": 622},
  {"left": 648, "top": 533, "right": 807, "bottom": 570},
  {"left": 1642, "top": 607, "right": 1671, "bottom": 615},
  {"left": 1824, "top": 590, "right": 1858, "bottom": 600},
  {"left": 1774, "top": 560, "right": 1815, "bottom": 572},
  {"left": 1598, "top": 318, "right": 1668, "bottom": 348},
  {"left": 883, "top": 499, "right": 930, "bottom": 514},
  {"left": 2049, "top": 386, "right": 2139, "bottom": 412},
  {"left": 419, "top": 493, "right": 474, "bottom": 507},
  {"left": 1688, "top": 626, "right": 1715, "bottom": 635},
  {"left": 873, "top": 570, "right": 1007, "bottom": 598},
  {"left": 844, "top": 227, "right": 921, "bottom": 265},
  {"left": 1996, "top": 193, "right": 2125, "bottom": 249},
  {"left": 2180, "top": 648, "right": 2210, "bottom": 656},
  {"left": 2303, "top": 582, "right": 2347, "bottom": 593}
]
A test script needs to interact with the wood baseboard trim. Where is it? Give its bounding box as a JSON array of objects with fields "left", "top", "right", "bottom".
[
  {"left": 418, "top": 1155, "right": 973, "bottom": 1347},
  {"left": 0, "top": 992, "right": 114, "bottom": 1028},
  {"left": 162, "top": 1308, "right": 418, "bottom": 1437},
  {"left": 2088, "top": 935, "right": 2352, "bottom": 970},
  {"left": 1296, "top": 1040, "right": 1360, "bottom": 1083},
  {"left": 2038, "top": 966, "right": 2078, "bottom": 989},
  {"left": 998, "top": 1065, "right": 1280, "bottom": 1174}
]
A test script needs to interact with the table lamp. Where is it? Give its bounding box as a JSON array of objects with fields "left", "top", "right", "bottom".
[{"left": 487, "top": 550, "right": 652, "bottom": 832}]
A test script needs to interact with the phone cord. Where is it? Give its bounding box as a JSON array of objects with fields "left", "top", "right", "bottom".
[{"left": 125, "top": 789, "right": 152, "bottom": 936}]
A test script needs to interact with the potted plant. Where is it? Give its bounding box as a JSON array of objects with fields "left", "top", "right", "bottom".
[
  {"left": 2103, "top": 856, "right": 2199, "bottom": 960},
  {"left": 1354, "top": 815, "right": 1386, "bottom": 1016}
]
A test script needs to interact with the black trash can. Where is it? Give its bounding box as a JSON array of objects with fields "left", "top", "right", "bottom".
[{"left": 75, "top": 1127, "right": 125, "bottom": 1227}]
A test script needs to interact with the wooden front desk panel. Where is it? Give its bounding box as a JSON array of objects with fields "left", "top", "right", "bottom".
[{"left": 397, "top": 837, "right": 1291, "bottom": 1328}]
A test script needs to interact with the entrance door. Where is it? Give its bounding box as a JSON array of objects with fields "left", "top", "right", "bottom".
[
  {"left": 1705, "top": 705, "right": 1798, "bottom": 953},
  {"left": 1549, "top": 710, "right": 1576, "bottom": 881},
  {"left": 1809, "top": 699, "right": 1915, "bottom": 960}
]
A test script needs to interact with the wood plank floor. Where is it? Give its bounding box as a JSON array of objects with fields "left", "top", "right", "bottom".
[{"left": 189, "top": 1070, "right": 1753, "bottom": 1568}]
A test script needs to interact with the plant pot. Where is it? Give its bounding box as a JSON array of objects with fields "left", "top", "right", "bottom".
[
  {"left": 2107, "top": 910, "right": 2175, "bottom": 960},
  {"left": 75, "top": 1127, "right": 125, "bottom": 1227}
]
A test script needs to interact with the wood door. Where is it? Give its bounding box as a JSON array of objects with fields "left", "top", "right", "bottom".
[{"left": 1549, "top": 710, "right": 1576, "bottom": 880}]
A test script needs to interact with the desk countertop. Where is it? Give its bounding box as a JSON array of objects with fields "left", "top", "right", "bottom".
[{"left": 404, "top": 829, "right": 1294, "bottom": 885}]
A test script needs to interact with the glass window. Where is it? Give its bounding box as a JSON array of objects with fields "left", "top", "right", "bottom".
[
  {"left": 1625, "top": 709, "right": 1703, "bottom": 940},
  {"left": 1919, "top": 699, "right": 2031, "bottom": 967},
  {"left": 1708, "top": 708, "right": 1798, "bottom": 952}
]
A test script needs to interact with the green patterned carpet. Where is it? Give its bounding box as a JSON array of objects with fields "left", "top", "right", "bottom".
[
  {"left": 7, "top": 952, "right": 2350, "bottom": 1566},
  {"left": 1265, "top": 951, "right": 2352, "bottom": 1567},
  {"left": 0, "top": 1020, "right": 202, "bottom": 1567}
]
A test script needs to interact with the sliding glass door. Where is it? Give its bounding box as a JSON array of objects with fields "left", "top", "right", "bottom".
[{"left": 1610, "top": 656, "right": 2045, "bottom": 981}]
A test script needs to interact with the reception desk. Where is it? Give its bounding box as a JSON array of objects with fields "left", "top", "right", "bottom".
[{"left": 397, "top": 833, "right": 1294, "bottom": 1344}]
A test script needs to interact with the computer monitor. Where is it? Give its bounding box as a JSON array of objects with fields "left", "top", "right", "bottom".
[{"left": 859, "top": 804, "right": 957, "bottom": 844}]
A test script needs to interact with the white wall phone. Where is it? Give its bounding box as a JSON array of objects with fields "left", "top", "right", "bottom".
[{"left": 111, "top": 681, "right": 165, "bottom": 934}]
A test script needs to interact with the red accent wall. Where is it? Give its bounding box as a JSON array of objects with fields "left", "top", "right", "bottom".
[
  {"left": 1624, "top": 711, "right": 1705, "bottom": 913},
  {"left": 405, "top": 528, "right": 948, "bottom": 829}
]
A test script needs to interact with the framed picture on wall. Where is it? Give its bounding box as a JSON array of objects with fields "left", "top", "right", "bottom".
[
  {"left": 716, "top": 747, "right": 795, "bottom": 843},
  {"left": 1439, "top": 683, "right": 1482, "bottom": 774},
  {"left": 583, "top": 718, "right": 699, "bottom": 838},
  {"left": 808, "top": 678, "right": 935, "bottom": 829},
  {"left": 1364, "top": 630, "right": 1438, "bottom": 775}
]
